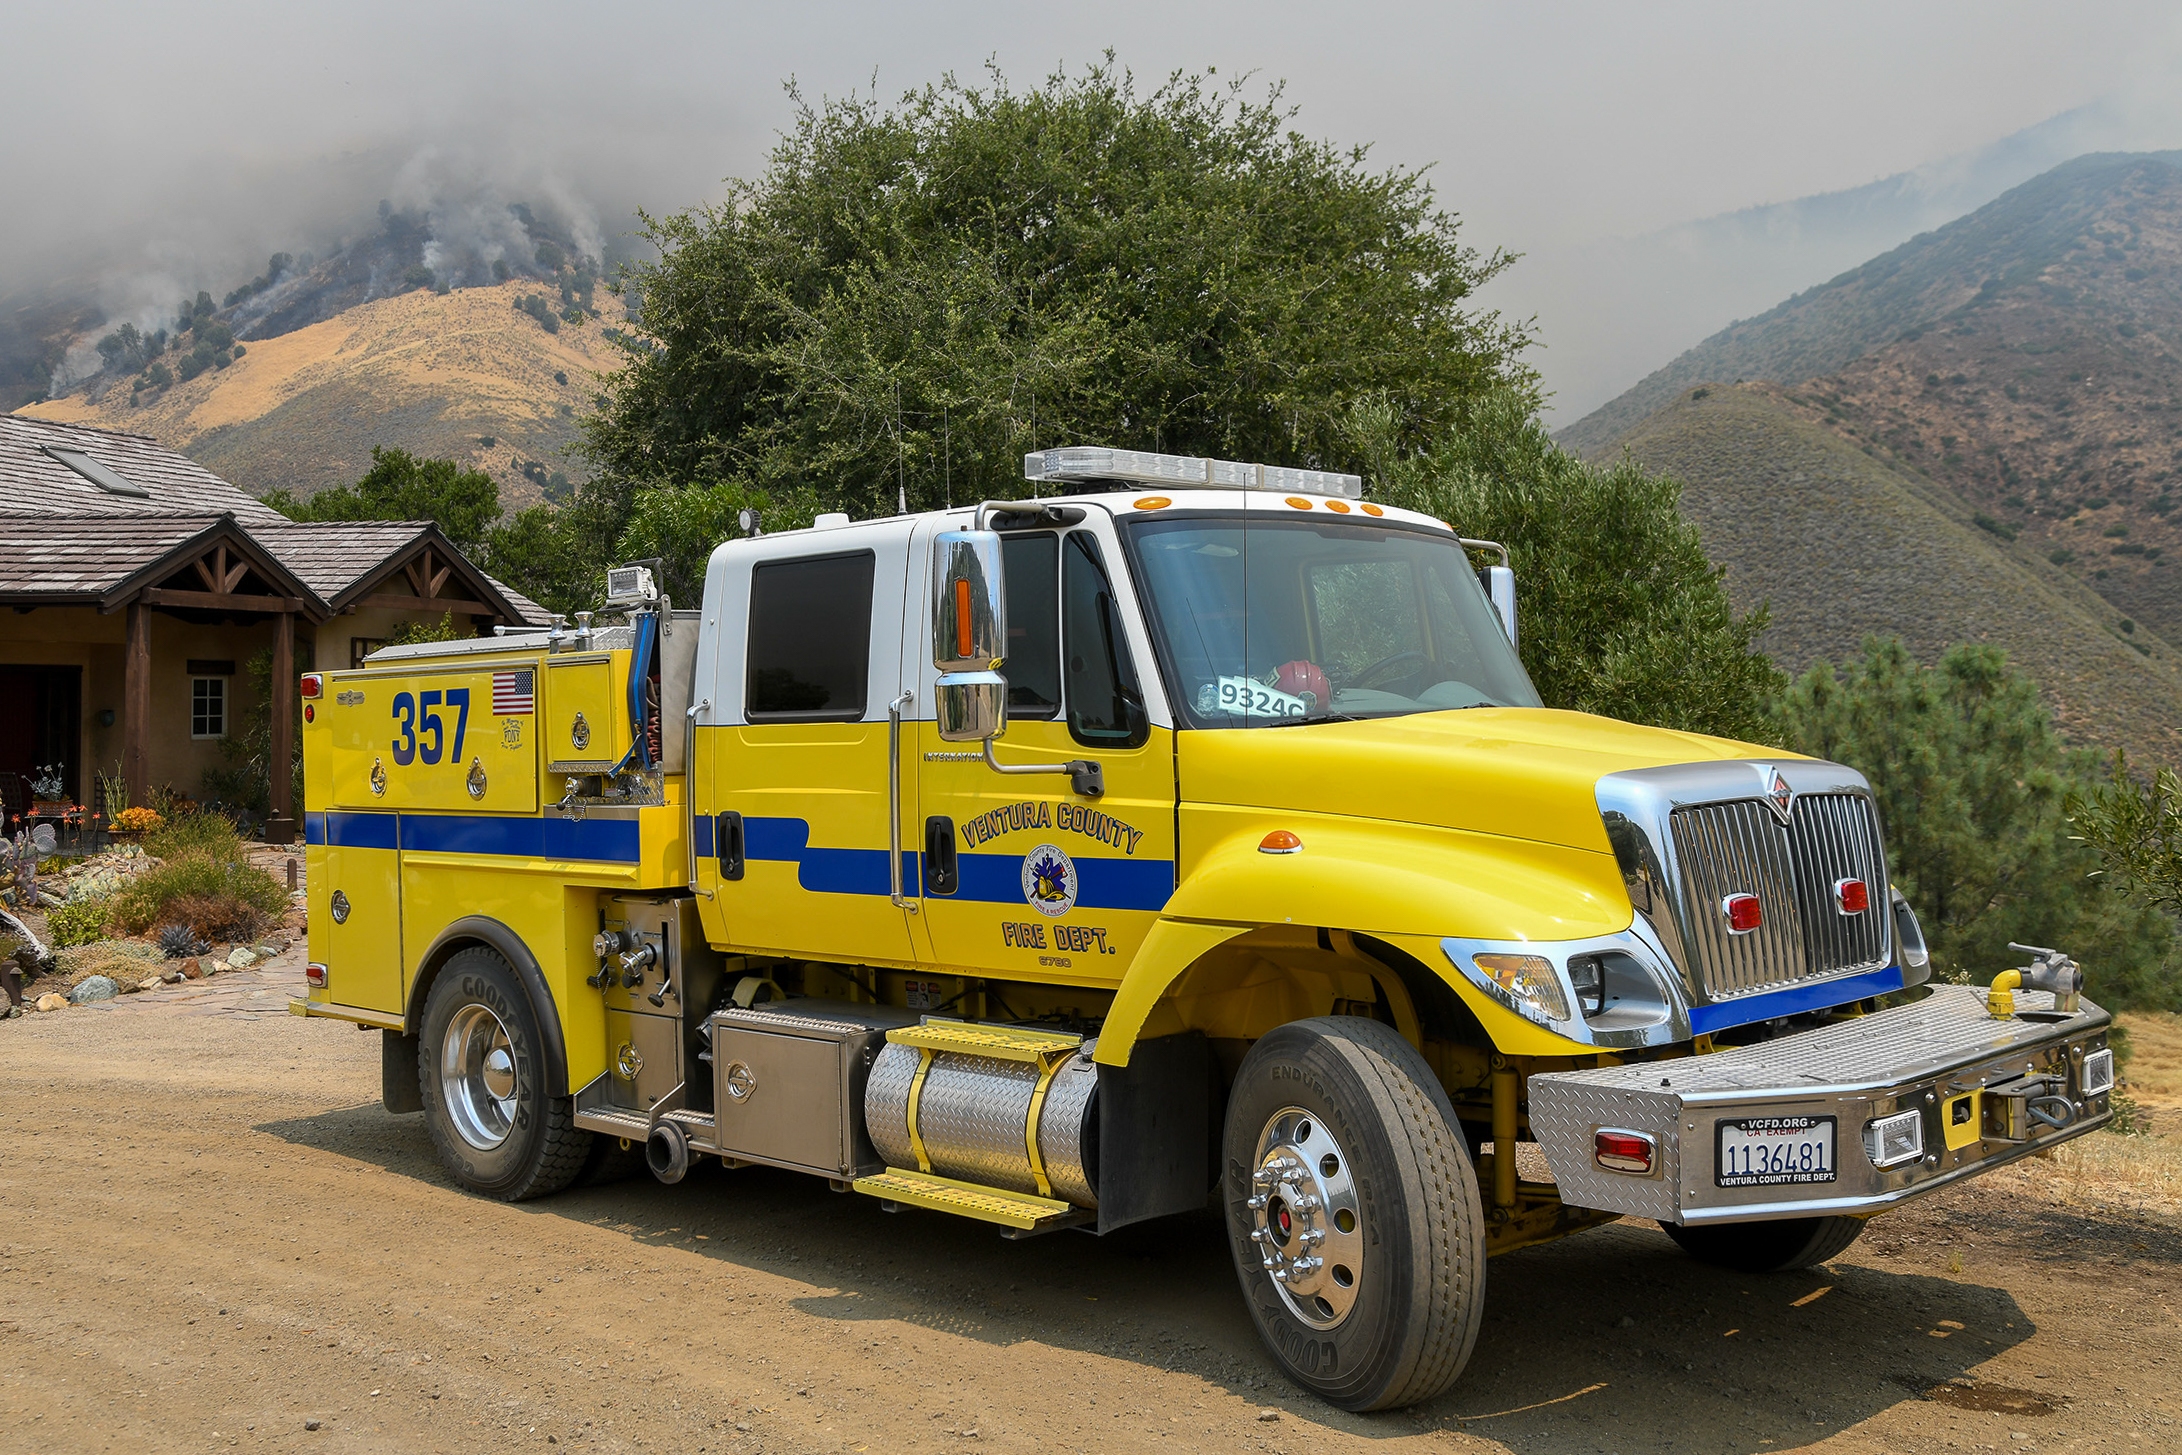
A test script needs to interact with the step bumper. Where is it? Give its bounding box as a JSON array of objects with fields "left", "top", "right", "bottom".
[{"left": 1529, "top": 984, "right": 2115, "bottom": 1225}]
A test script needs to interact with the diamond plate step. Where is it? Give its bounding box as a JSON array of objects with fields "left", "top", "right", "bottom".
[
  {"left": 886, "top": 1020, "right": 1082, "bottom": 1064},
  {"left": 853, "top": 1168, "right": 1085, "bottom": 1231},
  {"left": 574, "top": 1108, "right": 652, "bottom": 1138}
]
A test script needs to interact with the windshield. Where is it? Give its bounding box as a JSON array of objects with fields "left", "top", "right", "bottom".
[{"left": 1124, "top": 513, "right": 1541, "bottom": 727}]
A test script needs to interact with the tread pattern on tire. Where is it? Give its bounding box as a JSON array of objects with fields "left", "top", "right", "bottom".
[
  {"left": 1326, "top": 1017, "right": 1485, "bottom": 1409},
  {"left": 421, "top": 946, "right": 592, "bottom": 1203}
]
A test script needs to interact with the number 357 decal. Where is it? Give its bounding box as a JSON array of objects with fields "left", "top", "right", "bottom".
[{"left": 390, "top": 689, "right": 471, "bottom": 766}]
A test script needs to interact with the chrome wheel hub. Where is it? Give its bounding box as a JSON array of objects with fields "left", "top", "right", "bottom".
[
  {"left": 443, "top": 1004, "right": 519, "bottom": 1151},
  {"left": 1249, "top": 1107, "right": 1365, "bottom": 1329}
]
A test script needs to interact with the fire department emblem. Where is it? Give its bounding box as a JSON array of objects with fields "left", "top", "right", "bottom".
[
  {"left": 501, "top": 717, "right": 523, "bottom": 749},
  {"left": 1756, "top": 764, "right": 1795, "bottom": 824},
  {"left": 1021, "top": 843, "right": 1077, "bottom": 918}
]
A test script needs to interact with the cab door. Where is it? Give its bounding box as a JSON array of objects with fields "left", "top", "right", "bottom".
[
  {"left": 912, "top": 514, "right": 1177, "bottom": 985},
  {"left": 695, "top": 523, "right": 919, "bottom": 966}
]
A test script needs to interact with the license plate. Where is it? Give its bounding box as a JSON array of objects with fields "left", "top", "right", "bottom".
[{"left": 1715, "top": 1115, "right": 1837, "bottom": 1187}]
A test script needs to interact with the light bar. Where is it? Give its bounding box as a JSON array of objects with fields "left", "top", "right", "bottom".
[{"left": 1025, "top": 446, "right": 1363, "bottom": 500}]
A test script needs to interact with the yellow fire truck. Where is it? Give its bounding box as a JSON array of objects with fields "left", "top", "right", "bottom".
[{"left": 293, "top": 446, "right": 2115, "bottom": 1410}]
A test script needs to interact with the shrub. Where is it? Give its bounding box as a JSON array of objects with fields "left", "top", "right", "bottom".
[
  {"left": 114, "top": 806, "right": 165, "bottom": 834},
  {"left": 154, "top": 893, "right": 268, "bottom": 944},
  {"left": 145, "top": 808, "right": 238, "bottom": 859},
  {"left": 108, "top": 859, "right": 285, "bottom": 937},
  {"left": 46, "top": 894, "right": 113, "bottom": 949}
]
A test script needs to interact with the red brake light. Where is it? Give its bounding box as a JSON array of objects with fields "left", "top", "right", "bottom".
[
  {"left": 1722, "top": 892, "right": 1763, "bottom": 934},
  {"left": 1595, "top": 1129, "right": 1655, "bottom": 1173},
  {"left": 1835, "top": 878, "right": 1869, "bottom": 914},
  {"left": 299, "top": 673, "right": 323, "bottom": 699},
  {"left": 305, "top": 962, "right": 327, "bottom": 988}
]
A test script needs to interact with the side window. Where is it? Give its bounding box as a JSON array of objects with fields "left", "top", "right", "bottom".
[
  {"left": 189, "top": 677, "right": 228, "bottom": 740},
  {"left": 1062, "top": 532, "right": 1147, "bottom": 747},
  {"left": 746, "top": 551, "right": 875, "bottom": 720},
  {"left": 1000, "top": 533, "right": 1060, "bottom": 717}
]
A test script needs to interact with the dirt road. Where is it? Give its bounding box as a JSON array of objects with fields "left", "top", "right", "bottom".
[{"left": 4, "top": 959, "right": 2179, "bottom": 1455}]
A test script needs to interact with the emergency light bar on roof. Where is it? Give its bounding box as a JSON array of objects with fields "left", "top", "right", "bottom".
[{"left": 1023, "top": 446, "right": 1364, "bottom": 500}]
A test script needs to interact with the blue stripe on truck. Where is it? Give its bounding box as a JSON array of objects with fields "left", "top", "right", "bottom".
[
  {"left": 303, "top": 810, "right": 640, "bottom": 863},
  {"left": 1687, "top": 963, "right": 1908, "bottom": 1035}
]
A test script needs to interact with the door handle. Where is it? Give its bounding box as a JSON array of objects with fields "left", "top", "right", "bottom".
[
  {"left": 715, "top": 811, "right": 744, "bottom": 881},
  {"left": 924, "top": 816, "right": 958, "bottom": 896}
]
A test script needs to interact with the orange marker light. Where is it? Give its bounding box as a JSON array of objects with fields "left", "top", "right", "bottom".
[
  {"left": 1259, "top": 829, "right": 1303, "bottom": 855},
  {"left": 1134, "top": 495, "right": 1172, "bottom": 510},
  {"left": 954, "top": 576, "right": 975, "bottom": 658},
  {"left": 1325, "top": 499, "right": 1351, "bottom": 514},
  {"left": 1361, "top": 503, "right": 1384, "bottom": 517},
  {"left": 1284, "top": 496, "right": 1313, "bottom": 510}
]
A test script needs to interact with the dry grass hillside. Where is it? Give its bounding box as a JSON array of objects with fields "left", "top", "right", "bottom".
[
  {"left": 1611, "top": 383, "right": 2182, "bottom": 761},
  {"left": 22, "top": 281, "right": 618, "bottom": 506}
]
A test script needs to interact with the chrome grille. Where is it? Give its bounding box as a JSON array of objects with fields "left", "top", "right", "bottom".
[{"left": 1669, "top": 794, "right": 1890, "bottom": 1000}]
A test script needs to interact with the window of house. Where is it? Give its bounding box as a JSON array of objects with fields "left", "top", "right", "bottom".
[
  {"left": 350, "top": 638, "right": 388, "bottom": 669},
  {"left": 190, "top": 676, "right": 228, "bottom": 739},
  {"left": 745, "top": 551, "right": 875, "bottom": 720},
  {"left": 42, "top": 444, "right": 149, "bottom": 497}
]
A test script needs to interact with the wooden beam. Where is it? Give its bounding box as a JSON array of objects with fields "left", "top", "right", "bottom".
[
  {"left": 139, "top": 587, "right": 304, "bottom": 613},
  {"left": 192, "top": 552, "right": 220, "bottom": 592},
  {"left": 266, "top": 611, "right": 296, "bottom": 844},
  {"left": 356, "top": 592, "right": 494, "bottom": 617},
  {"left": 124, "top": 602, "right": 150, "bottom": 805}
]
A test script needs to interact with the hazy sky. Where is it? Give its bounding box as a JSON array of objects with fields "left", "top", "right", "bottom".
[{"left": 10, "top": 0, "right": 2182, "bottom": 417}]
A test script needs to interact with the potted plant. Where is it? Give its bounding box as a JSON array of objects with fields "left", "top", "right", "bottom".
[{"left": 111, "top": 806, "right": 164, "bottom": 841}]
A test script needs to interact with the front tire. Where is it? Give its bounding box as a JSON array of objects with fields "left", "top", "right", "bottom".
[
  {"left": 418, "top": 946, "right": 589, "bottom": 1201},
  {"left": 1663, "top": 1215, "right": 1866, "bottom": 1272},
  {"left": 1222, "top": 1016, "right": 1485, "bottom": 1411}
]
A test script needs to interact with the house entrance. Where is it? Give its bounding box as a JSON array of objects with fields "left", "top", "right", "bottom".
[{"left": 0, "top": 665, "right": 83, "bottom": 817}]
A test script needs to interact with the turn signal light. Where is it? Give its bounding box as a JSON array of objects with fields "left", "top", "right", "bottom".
[
  {"left": 1259, "top": 830, "right": 1303, "bottom": 855},
  {"left": 1594, "top": 1128, "right": 1655, "bottom": 1174},
  {"left": 1834, "top": 877, "right": 1869, "bottom": 914},
  {"left": 1722, "top": 892, "right": 1763, "bottom": 934},
  {"left": 299, "top": 673, "right": 323, "bottom": 699},
  {"left": 305, "top": 963, "right": 327, "bottom": 988}
]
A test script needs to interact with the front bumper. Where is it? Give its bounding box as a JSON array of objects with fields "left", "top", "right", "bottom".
[{"left": 1529, "top": 984, "right": 2112, "bottom": 1224}]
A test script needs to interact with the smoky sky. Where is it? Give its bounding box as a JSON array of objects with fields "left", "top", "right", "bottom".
[{"left": 9, "top": 0, "right": 2182, "bottom": 420}]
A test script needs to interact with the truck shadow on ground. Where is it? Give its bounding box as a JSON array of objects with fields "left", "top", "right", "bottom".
[{"left": 262, "top": 1103, "right": 2085, "bottom": 1453}]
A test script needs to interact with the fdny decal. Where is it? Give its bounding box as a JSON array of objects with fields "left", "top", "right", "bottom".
[
  {"left": 1022, "top": 843, "right": 1078, "bottom": 917},
  {"left": 961, "top": 799, "right": 1145, "bottom": 855}
]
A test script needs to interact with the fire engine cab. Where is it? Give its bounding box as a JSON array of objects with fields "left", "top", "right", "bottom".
[{"left": 294, "top": 445, "right": 2115, "bottom": 1411}]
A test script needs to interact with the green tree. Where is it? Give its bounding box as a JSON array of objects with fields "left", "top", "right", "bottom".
[
  {"left": 1362, "top": 389, "right": 1783, "bottom": 740},
  {"left": 264, "top": 446, "right": 502, "bottom": 556},
  {"left": 2069, "top": 753, "right": 2182, "bottom": 921},
  {"left": 581, "top": 59, "right": 1533, "bottom": 524},
  {"left": 1774, "top": 638, "right": 2177, "bottom": 1008}
]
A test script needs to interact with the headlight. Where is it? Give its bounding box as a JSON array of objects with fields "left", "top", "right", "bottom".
[
  {"left": 1470, "top": 953, "right": 1571, "bottom": 1023},
  {"left": 1863, "top": 1108, "right": 1925, "bottom": 1169}
]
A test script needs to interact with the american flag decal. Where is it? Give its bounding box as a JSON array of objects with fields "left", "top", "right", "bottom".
[{"left": 492, "top": 669, "right": 534, "bottom": 715}]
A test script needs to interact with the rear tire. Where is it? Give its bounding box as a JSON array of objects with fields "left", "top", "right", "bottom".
[
  {"left": 1664, "top": 1215, "right": 1866, "bottom": 1273},
  {"left": 418, "top": 946, "right": 589, "bottom": 1201},
  {"left": 1222, "top": 1016, "right": 1485, "bottom": 1411}
]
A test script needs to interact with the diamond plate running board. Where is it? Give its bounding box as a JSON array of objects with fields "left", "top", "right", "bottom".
[{"left": 853, "top": 1168, "right": 1090, "bottom": 1232}]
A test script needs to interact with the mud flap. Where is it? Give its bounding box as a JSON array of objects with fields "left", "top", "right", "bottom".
[
  {"left": 383, "top": 1028, "right": 423, "bottom": 1115},
  {"left": 1096, "top": 1031, "right": 1210, "bottom": 1234}
]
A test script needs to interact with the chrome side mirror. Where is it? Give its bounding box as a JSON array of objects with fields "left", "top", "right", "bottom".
[
  {"left": 931, "top": 528, "right": 1009, "bottom": 743},
  {"left": 1482, "top": 565, "right": 1517, "bottom": 649}
]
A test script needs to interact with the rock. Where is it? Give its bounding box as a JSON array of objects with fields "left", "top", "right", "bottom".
[
  {"left": 228, "top": 947, "right": 259, "bottom": 968},
  {"left": 304, "top": 1418, "right": 321, "bottom": 1431},
  {"left": 137, "top": 976, "right": 162, "bottom": 993},
  {"left": 253, "top": 942, "right": 279, "bottom": 958},
  {"left": 69, "top": 975, "right": 119, "bottom": 1004},
  {"left": 35, "top": 992, "right": 67, "bottom": 1012},
  {"left": 181, "top": 958, "right": 203, "bottom": 980},
  {"left": 1257, "top": 1410, "right": 1281, "bottom": 1422},
  {"left": 1616, "top": 1315, "right": 1637, "bottom": 1328},
  {"left": 162, "top": 970, "right": 184, "bottom": 984}
]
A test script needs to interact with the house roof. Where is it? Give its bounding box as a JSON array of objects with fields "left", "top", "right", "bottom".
[
  {"left": 0, "top": 512, "right": 327, "bottom": 615},
  {"left": 0, "top": 414, "right": 288, "bottom": 524},
  {"left": 0, "top": 415, "right": 552, "bottom": 626},
  {"left": 249, "top": 521, "right": 552, "bottom": 625}
]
